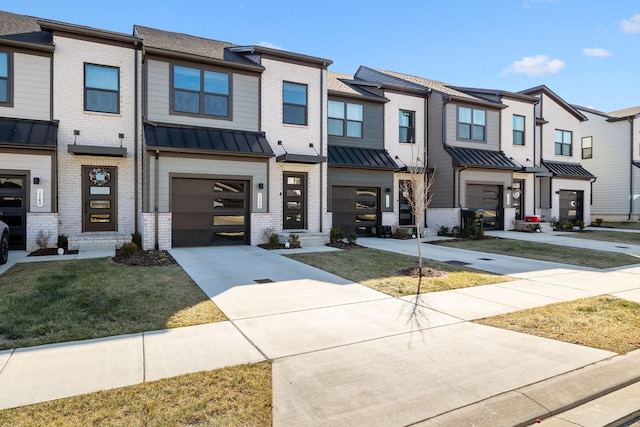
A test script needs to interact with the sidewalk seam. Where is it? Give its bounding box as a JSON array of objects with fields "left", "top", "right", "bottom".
[{"left": 0, "top": 348, "right": 15, "bottom": 374}]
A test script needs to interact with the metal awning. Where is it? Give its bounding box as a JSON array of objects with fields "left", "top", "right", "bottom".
[
  {"left": 0, "top": 117, "right": 58, "bottom": 149},
  {"left": 328, "top": 146, "right": 399, "bottom": 170},
  {"left": 542, "top": 160, "right": 595, "bottom": 179},
  {"left": 445, "top": 146, "right": 520, "bottom": 170},
  {"left": 68, "top": 144, "right": 127, "bottom": 157},
  {"left": 276, "top": 153, "right": 326, "bottom": 164},
  {"left": 144, "top": 122, "right": 274, "bottom": 157}
]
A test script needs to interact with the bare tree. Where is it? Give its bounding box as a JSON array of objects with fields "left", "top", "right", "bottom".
[{"left": 399, "top": 152, "right": 435, "bottom": 281}]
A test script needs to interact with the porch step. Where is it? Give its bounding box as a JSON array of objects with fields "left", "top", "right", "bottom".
[
  {"left": 68, "top": 232, "right": 131, "bottom": 253},
  {"left": 421, "top": 228, "right": 437, "bottom": 238},
  {"left": 277, "top": 231, "right": 329, "bottom": 248}
]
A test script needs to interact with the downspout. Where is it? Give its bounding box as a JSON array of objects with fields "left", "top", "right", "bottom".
[
  {"left": 533, "top": 100, "right": 538, "bottom": 216},
  {"left": 423, "top": 90, "right": 431, "bottom": 229},
  {"left": 154, "top": 150, "right": 159, "bottom": 250},
  {"left": 319, "top": 66, "right": 325, "bottom": 232},
  {"left": 629, "top": 118, "right": 635, "bottom": 220},
  {"left": 441, "top": 95, "right": 454, "bottom": 206},
  {"left": 134, "top": 43, "right": 139, "bottom": 234}
]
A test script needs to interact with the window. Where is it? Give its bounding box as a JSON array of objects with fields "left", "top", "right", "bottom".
[
  {"left": 328, "top": 100, "right": 363, "bottom": 137},
  {"left": 283, "top": 82, "right": 307, "bottom": 125},
  {"left": 173, "top": 65, "right": 229, "bottom": 117},
  {"left": 0, "top": 52, "right": 8, "bottom": 105},
  {"left": 555, "top": 129, "right": 572, "bottom": 156},
  {"left": 399, "top": 110, "right": 415, "bottom": 143},
  {"left": 85, "top": 64, "right": 119, "bottom": 113},
  {"left": 582, "top": 136, "right": 593, "bottom": 159},
  {"left": 513, "top": 115, "right": 525, "bottom": 146},
  {"left": 458, "top": 106, "right": 486, "bottom": 141}
]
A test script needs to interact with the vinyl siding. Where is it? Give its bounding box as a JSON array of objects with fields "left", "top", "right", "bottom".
[
  {"left": 145, "top": 59, "right": 259, "bottom": 131},
  {"left": 427, "top": 94, "right": 454, "bottom": 208},
  {"left": 327, "top": 167, "right": 394, "bottom": 212},
  {"left": 0, "top": 53, "right": 50, "bottom": 120},
  {"left": 0, "top": 152, "right": 53, "bottom": 212},
  {"left": 445, "top": 102, "right": 501, "bottom": 151},
  {"left": 327, "top": 96, "right": 383, "bottom": 149},
  {"left": 458, "top": 169, "right": 511, "bottom": 209}
]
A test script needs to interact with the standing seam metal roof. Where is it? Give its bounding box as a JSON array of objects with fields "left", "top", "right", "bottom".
[
  {"left": 542, "top": 160, "right": 595, "bottom": 179},
  {"left": 444, "top": 146, "right": 520, "bottom": 169},
  {"left": 328, "top": 146, "right": 399, "bottom": 170},
  {"left": 0, "top": 117, "right": 58, "bottom": 147}
]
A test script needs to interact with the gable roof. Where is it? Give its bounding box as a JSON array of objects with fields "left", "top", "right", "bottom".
[
  {"left": 520, "top": 85, "right": 587, "bottom": 122},
  {"left": 608, "top": 106, "right": 640, "bottom": 119},
  {"left": 445, "top": 146, "right": 520, "bottom": 170},
  {"left": 0, "top": 11, "right": 53, "bottom": 50},
  {"left": 542, "top": 160, "right": 595, "bottom": 179}
]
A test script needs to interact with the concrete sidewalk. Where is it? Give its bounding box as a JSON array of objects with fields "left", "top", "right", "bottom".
[{"left": 1, "top": 237, "right": 640, "bottom": 425}]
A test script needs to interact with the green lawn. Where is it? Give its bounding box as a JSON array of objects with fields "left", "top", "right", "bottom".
[
  {"left": 287, "top": 248, "right": 511, "bottom": 297},
  {"left": 560, "top": 230, "right": 640, "bottom": 245},
  {"left": 433, "top": 238, "right": 639, "bottom": 268},
  {"left": 598, "top": 221, "right": 640, "bottom": 230},
  {"left": 0, "top": 258, "right": 226, "bottom": 350}
]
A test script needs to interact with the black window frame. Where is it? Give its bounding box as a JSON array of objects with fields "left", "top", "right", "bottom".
[
  {"left": 555, "top": 129, "right": 573, "bottom": 156},
  {"left": 457, "top": 106, "right": 486, "bottom": 142},
  {"left": 84, "top": 63, "right": 120, "bottom": 114},
  {"left": 513, "top": 114, "right": 525, "bottom": 146},
  {"left": 328, "top": 100, "right": 363, "bottom": 138},
  {"left": 0, "top": 50, "right": 13, "bottom": 107},
  {"left": 581, "top": 136, "right": 593, "bottom": 159},
  {"left": 283, "top": 81, "right": 308, "bottom": 125},
  {"left": 399, "top": 110, "right": 416, "bottom": 143},
  {"left": 171, "top": 64, "right": 231, "bottom": 119}
]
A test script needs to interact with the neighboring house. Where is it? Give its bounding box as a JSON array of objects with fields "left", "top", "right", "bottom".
[
  {"left": 520, "top": 86, "right": 595, "bottom": 224},
  {"left": 578, "top": 105, "right": 640, "bottom": 222},
  {"left": 355, "top": 67, "right": 520, "bottom": 231},
  {"left": 135, "top": 25, "right": 331, "bottom": 249}
]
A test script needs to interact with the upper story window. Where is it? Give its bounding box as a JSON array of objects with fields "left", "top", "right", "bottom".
[
  {"left": 283, "top": 82, "right": 307, "bottom": 125},
  {"left": 458, "top": 106, "right": 486, "bottom": 141},
  {"left": 328, "top": 100, "right": 363, "bottom": 138},
  {"left": 399, "top": 110, "right": 415, "bottom": 143},
  {"left": 85, "top": 64, "right": 119, "bottom": 114},
  {"left": 0, "top": 51, "right": 9, "bottom": 105},
  {"left": 513, "top": 115, "right": 525, "bottom": 146},
  {"left": 555, "top": 129, "right": 572, "bottom": 156},
  {"left": 172, "top": 65, "right": 229, "bottom": 117},
  {"left": 582, "top": 136, "right": 593, "bottom": 159}
]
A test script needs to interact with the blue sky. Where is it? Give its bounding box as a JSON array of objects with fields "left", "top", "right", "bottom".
[{"left": 4, "top": 0, "right": 639, "bottom": 112}]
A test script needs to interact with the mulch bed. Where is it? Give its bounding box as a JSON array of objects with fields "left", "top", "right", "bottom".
[
  {"left": 396, "top": 266, "right": 448, "bottom": 278},
  {"left": 326, "top": 241, "right": 364, "bottom": 250},
  {"left": 28, "top": 248, "right": 78, "bottom": 256},
  {"left": 257, "top": 243, "right": 301, "bottom": 250},
  {"left": 112, "top": 250, "right": 177, "bottom": 266}
]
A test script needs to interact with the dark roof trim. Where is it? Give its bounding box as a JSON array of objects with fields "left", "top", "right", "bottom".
[
  {"left": 0, "top": 37, "right": 54, "bottom": 53},
  {"left": 522, "top": 166, "right": 548, "bottom": 174},
  {"left": 451, "top": 86, "right": 539, "bottom": 104},
  {"left": 445, "top": 146, "right": 520, "bottom": 170},
  {"left": 328, "top": 146, "right": 399, "bottom": 171},
  {"left": 144, "top": 122, "right": 274, "bottom": 158},
  {"left": 276, "top": 153, "right": 326, "bottom": 164},
  {"left": 536, "top": 118, "right": 550, "bottom": 125},
  {"left": 327, "top": 90, "right": 388, "bottom": 104},
  {"left": 143, "top": 46, "right": 265, "bottom": 72},
  {"left": 68, "top": 144, "right": 127, "bottom": 157},
  {"left": 542, "top": 160, "right": 595, "bottom": 179},
  {"left": 0, "top": 117, "right": 58, "bottom": 149},
  {"left": 229, "top": 45, "right": 332, "bottom": 68},
  {"left": 520, "top": 85, "right": 587, "bottom": 122},
  {"left": 451, "top": 96, "right": 508, "bottom": 110},
  {"left": 37, "top": 19, "right": 139, "bottom": 45}
]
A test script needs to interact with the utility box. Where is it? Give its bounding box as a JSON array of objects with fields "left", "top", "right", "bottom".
[{"left": 461, "top": 208, "right": 484, "bottom": 230}]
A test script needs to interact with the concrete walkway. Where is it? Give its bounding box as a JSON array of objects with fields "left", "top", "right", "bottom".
[{"left": 0, "top": 229, "right": 640, "bottom": 426}]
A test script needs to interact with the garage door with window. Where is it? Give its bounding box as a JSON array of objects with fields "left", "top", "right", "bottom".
[
  {"left": 0, "top": 174, "right": 27, "bottom": 250},
  {"left": 172, "top": 178, "right": 249, "bottom": 247},
  {"left": 332, "top": 186, "right": 379, "bottom": 235},
  {"left": 466, "top": 184, "right": 502, "bottom": 230}
]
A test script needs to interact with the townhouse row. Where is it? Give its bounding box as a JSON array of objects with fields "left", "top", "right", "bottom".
[{"left": 1, "top": 10, "right": 638, "bottom": 252}]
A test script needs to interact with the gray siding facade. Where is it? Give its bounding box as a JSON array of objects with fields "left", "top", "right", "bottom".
[
  {"left": 328, "top": 96, "right": 384, "bottom": 149},
  {"left": 327, "top": 167, "right": 394, "bottom": 212}
]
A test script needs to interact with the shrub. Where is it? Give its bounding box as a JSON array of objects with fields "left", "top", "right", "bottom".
[
  {"left": 131, "top": 231, "right": 142, "bottom": 248},
  {"left": 451, "top": 226, "right": 461, "bottom": 236},
  {"left": 594, "top": 218, "right": 603, "bottom": 226},
  {"left": 262, "top": 227, "right": 277, "bottom": 244},
  {"left": 288, "top": 233, "right": 300, "bottom": 248},
  {"left": 268, "top": 233, "right": 280, "bottom": 248},
  {"left": 57, "top": 234, "right": 68, "bottom": 249},
  {"left": 526, "top": 223, "right": 541, "bottom": 233},
  {"left": 329, "top": 227, "right": 344, "bottom": 243},
  {"left": 36, "top": 230, "right": 51, "bottom": 249},
  {"left": 346, "top": 232, "right": 358, "bottom": 245},
  {"left": 392, "top": 227, "right": 410, "bottom": 240},
  {"left": 438, "top": 226, "right": 450, "bottom": 236},
  {"left": 577, "top": 220, "right": 585, "bottom": 231},
  {"left": 119, "top": 242, "right": 138, "bottom": 257}
]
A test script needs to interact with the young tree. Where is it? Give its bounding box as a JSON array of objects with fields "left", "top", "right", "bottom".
[{"left": 399, "top": 154, "right": 435, "bottom": 282}]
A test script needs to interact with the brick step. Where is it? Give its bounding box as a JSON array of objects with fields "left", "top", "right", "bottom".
[{"left": 68, "top": 232, "right": 131, "bottom": 254}]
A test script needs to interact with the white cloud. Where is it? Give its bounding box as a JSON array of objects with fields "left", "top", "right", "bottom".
[
  {"left": 501, "top": 54, "right": 566, "bottom": 77},
  {"left": 621, "top": 14, "right": 640, "bottom": 33},
  {"left": 582, "top": 47, "right": 613, "bottom": 58},
  {"left": 258, "top": 41, "right": 283, "bottom": 50}
]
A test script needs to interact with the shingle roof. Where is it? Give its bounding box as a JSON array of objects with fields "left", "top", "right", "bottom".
[
  {"left": 134, "top": 25, "right": 256, "bottom": 66},
  {"left": 542, "top": 160, "right": 595, "bottom": 179},
  {"left": 144, "top": 122, "right": 274, "bottom": 157},
  {"left": 328, "top": 72, "right": 360, "bottom": 94},
  {"left": 0, "top": 11, "right": 52, "bottom": 46},
  {"left": 445, "top": 146, "right": 520, "bottom": 170},
  {"left": 608, "top": 106, "right": 640, "bottom": 119},
  {"left": 0, "top": 117, "right": 58, "bottom": 147},
  {"left": 327, "top": 71, "right": 387, "bottom": 101},
  {"left": 328, "top": 146, "right": 399, "bottom": 170}
]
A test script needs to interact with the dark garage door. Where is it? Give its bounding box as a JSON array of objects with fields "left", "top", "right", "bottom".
[
  {"left": 0, "top": 174, "right": 27, "bottom": 250},
  {"left": 466, "top": 184, "right": 502, "bottom": 230},
  {"left": 332, "top": 186, "right": 379, "bottom": 235},
  {"left": 171, "top": 178, "right": 249, "bottom": 247}
]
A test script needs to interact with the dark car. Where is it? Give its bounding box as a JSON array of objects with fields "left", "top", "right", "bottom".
[{"left": 0, "top": 219, "right": 8, "bottom": 265}]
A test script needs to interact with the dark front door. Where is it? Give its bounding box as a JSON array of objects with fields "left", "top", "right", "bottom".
[
  {"left": 559, "top": 190, "right": 583, "bottom": 223},
  {"left": 0, "top": 174, "right": 27, "bottom": 249},
  {"left": 512, "top": 179, "right": 524, "bottom": 221},
  {"left": 283, "top": 173, "right": 306, "bottom": 229},
  {"left": 466, "top": 184, "right": 503, "bottom": 230},
  {"left": 82, "top": 166, "right": 117, "bottom": 232}
]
